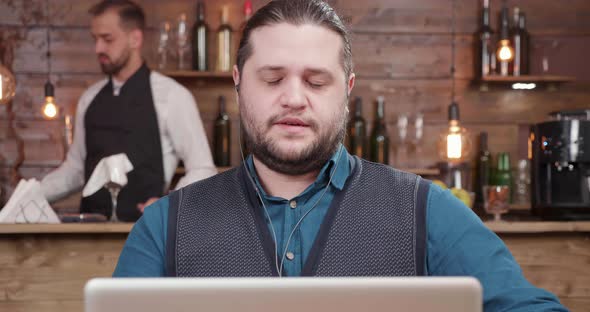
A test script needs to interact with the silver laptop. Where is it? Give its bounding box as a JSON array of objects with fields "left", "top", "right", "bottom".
[{"left": 85, "top": 277, "right": 482, "bottom": 312}]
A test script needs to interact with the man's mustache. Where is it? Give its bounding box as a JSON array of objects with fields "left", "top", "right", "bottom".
[{"left": 267, "top": 113, "right": 318, "bottom": 131}]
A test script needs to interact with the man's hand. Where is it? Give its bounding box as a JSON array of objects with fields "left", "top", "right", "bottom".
[{"left": 137, "top": 197, "right": 159, "bottom": 213}]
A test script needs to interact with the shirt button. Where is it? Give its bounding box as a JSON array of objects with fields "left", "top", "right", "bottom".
[
  {"left": 289, "top": 200, "right": 297, "bottom": 209},
  {"left": 286, "top": 252, "right": 295, "bottom": 261}
]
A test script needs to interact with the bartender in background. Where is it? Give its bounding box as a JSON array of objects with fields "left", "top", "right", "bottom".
[{"left": 41, "top": 0, "right": 217, "bottom": 222}]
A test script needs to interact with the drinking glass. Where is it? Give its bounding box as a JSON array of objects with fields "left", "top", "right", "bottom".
[
  {"left": 104, "top": 182, "right": 122, "bottom": 222},
  {"left": 176, "top": 14, "right": 190, "bottom": 70},
  {"left": 395, "top": 114, "right": 409, "bottom": 167},
  {"left": 408, "top": 113, "right": 424, "bottom": 168},
  {"left": 483, "top": 185, "right": 510, "bottom": 221}
]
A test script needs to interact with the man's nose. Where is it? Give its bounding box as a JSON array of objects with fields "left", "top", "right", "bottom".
[
  {"left": 280, "top": 79, "right": 307, "bottom": 110},
  {"left": 95, "top": 41, "right": 105, "bottom": 55}
]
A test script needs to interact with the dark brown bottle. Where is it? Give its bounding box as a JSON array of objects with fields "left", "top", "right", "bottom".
[
  {"left": 347, "top": 97, "right": 368, "bottom": 158},
  {"left": 213, "top": 95, "right": 231, "bottom": 166},
  {"left": 496, "top": 5, "right": 513, "bottom": 76},
  {"left": 475, "top": 132, "right": 492, "bottom": 205},
  {"left": 191, "top": 1, "right": 208, "bottom": 71},
  {"left": 369, "top": 96, "right": 389, "bottom": 164},
  {"left": 510, "top": 10, "right": 529, "bottom": 75},
  {"left": 475, "top": 0, "right": 494, "bottom": 78}
]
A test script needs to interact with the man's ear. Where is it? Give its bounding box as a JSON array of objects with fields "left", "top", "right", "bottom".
[
  {"left": 233, "top": 65, "right": 241, "bottom": 92},
  {"left": 347, "top": 72, "right": 356, "bottom": 97},
  {"left": 129, "top": 29, "right": 143, "bottom": 50}
]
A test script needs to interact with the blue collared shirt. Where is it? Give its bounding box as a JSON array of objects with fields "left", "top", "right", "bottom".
[
  {"left": 245, "top": 144, "right": 350, "bottom": 276},
  {"left": 114, "top": 146, "right": 568, "bottom": 312}
]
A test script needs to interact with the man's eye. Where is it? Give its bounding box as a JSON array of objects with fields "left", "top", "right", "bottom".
[
  {"left": 308, "top": 80, "right": 324, "bottom": 88},
  {"left": 267, "top": 78, "right": 282, "bottom": 85}
]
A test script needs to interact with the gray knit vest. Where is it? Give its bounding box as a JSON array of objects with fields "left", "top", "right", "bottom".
[{"left": 166, "top": 156, "right": 430, "bottom": 277}]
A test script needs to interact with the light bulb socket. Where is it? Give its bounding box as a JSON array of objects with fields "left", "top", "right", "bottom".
[
  {"left": 448, "top": 101, "right": 460, "bottom": 122},
  {"left": 44, "top": 81, "right": 54, "bottom": 97},
  {"left": 499, "top": 6, "right": 510, "bottom": 39}
]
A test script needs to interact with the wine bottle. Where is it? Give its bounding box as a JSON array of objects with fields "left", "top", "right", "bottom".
[
  {"left": 519, "top": 13, "right": 529, "bottom": 75},
  {"left": 369, "top": 96, "right": 389, "bottom": 164},
  {"left": 217, "top": 6, "right": 232, "bottom": 72},
  {"left": 493, "top": 152, "right": 512, "bottom": 202},
  {"left": 475, "top": 132, "right": 491, "bottom": 205},
  {"left": 510, "top": 11, "right": 529, "bottom": 75},
  {"left": 347, "top": 96, "right": 367, "bottom": 158},
  {"left": 242, "top": 0, "right": 253, "bottom": 30},
  {"left": 192, "top": 1, "right": 208, "bottom": 71},
  {"left": 475, "top": 0, "right": 494, "bottom": 78},
  {"left": 496, "top": 6, "right": 513, "bottom": 76},
  {"left": 213, "top": 95, "right": 231, "bottom": 166}
]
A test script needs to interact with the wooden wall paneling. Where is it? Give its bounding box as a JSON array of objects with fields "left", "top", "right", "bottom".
[
  {"left": 529, "top": 35, "right": 590, "bottom": 82},
  {"left": 0, "top": 0, "right": 588, "bottom": 202},
  {"left": 0, "top": 119, "right": 66, "bottom": 166},
  {"left": 351, "top": 33, "right": 473, "bottom": 79},
  {"left": 0, "top": 0, "right": 46, "bottom": 27},
  {"left": 3, "top": 0, "right": 589, "bottom": 45},
  {"left": 10, "top": 73, "right": 101, "bottom": 119}
]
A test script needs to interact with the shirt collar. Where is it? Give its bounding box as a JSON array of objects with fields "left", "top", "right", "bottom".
[{"left": 246, "top": 144, "right": 350, "bottom": 200}]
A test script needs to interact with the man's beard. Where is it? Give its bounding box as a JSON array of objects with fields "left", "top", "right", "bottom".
[
  {"left": 98, "top": 50, "right": 130, "bottom": 76},
  {"left": 240, "top": 98, "right": 348, "bottom": 176}
]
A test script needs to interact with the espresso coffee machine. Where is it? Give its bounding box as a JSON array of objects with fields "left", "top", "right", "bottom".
[{"left": 531, "top": 109, "right": 590, "bottom": 220}]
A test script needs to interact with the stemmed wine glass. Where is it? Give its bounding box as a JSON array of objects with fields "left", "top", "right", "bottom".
[{"left": 483, "top": 185, "right": 510, "bottom": 221}]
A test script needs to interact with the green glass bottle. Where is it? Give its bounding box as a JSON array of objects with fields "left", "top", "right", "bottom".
[
  {"left": 347, "top": 96, "right": 368, "bottom": 158},
  {"left": 213, "top": 95, "right": 231, "bottom": 166},
  {"left": 494, "top": 152, "right": 512, "bottom": 202},
  {"left": 369, "top": 96, "right": 389, "bottom": 164}
]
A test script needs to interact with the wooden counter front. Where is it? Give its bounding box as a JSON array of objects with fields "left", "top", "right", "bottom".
[
  {"left": 0, "top": 222, "right": 589, "bottom": 312},
  {"left": 0, "top": 224, "right": 130, "bottom": 312}
]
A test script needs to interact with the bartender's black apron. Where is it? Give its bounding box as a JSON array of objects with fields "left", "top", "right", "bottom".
[{"left": 81, "top": 63, "right": 165, "bottom": 222}]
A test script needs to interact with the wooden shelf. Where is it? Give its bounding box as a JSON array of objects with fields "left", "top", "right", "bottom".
[
  {"left": 484, "top": 221, "right": 590, "bottom": 234},
  {"left": 481, "top": 75, "right": 575, "bottom": 83},
  {"left": 160, "top": 70, "right": 233, "bottom": 79},
  {"left": 477, "top": 75, "right": 575, "bottom": 90},
  {"left": 0, "top": 223, "right": 133, "bottom": 234}
]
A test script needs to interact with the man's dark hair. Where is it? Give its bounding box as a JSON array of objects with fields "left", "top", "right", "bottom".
[
  {"left": 89, "top": 0, "right": 146, "bottom": 31},
  {"left": 237, "top": 0, "right": 353, "bottom": 80}
]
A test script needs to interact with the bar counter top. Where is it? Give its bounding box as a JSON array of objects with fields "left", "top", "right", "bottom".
[
  {"left": 0, "top": 223, "right": 134, "bottom": 234},
  {"left": 1, "top": 221, "right": 590, "bottom": 234}
]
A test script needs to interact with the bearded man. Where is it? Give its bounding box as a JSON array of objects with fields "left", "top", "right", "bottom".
[
  {"left": 41, "top": 0, "right": 216, "bottom": 222},
  {"left": 113, "top": 1, "right": 567, "bottom": 311}
]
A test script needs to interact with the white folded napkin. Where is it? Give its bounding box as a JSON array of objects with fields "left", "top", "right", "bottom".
[
  {"left": 82, "top": 153, "right": 134, "bottom": 198},
  {"left": 0, "top": 179, "right": 60, "bottom": 224}
]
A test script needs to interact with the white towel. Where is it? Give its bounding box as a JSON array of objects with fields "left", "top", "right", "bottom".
[
  {"left": 0, "top": 179, "right": 60, "bottom": 223},
  {"left": 82, "top": 153, "right": 134, "bottom": 198}
]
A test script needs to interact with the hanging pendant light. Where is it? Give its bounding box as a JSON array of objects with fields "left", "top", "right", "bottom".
[
  {"left": 41, "top": 0, "right": 59, "bottom": 120},
  {"left": 438, "top": 102, "right": 472, "bottom": 163},
  {"left": 0, "top": 62, "right": 17, "bottom": 105},
  {"left": 437, "top": 0, "right": 472, "bottom": 164},
  {"left": 41, "top": 81, "right": 58, "bottom": 119}
]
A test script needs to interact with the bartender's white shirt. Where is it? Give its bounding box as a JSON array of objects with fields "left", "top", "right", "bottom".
[{"left": 41, "top": 71, "right": 217, "bottom": 202}]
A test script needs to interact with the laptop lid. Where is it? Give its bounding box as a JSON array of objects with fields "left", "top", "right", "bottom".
[{"left": 85, "top": 277, "right": 482, "bottom": 312}]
